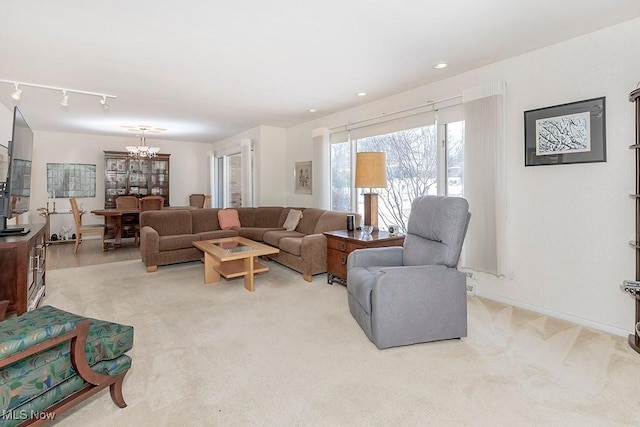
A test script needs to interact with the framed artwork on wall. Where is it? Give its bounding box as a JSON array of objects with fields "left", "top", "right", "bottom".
[
  {"left": 294, "top": 161, "right": 312, "bottom": 194},
  {"left": 47, "top": 163, "right": 96, "bottom": 198},
  {"left": 524, "top": 97, "right": 606, "bottom": 166}
]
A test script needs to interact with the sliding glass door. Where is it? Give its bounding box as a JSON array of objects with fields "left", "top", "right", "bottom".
[{"left": 214, "top": 144, "right": 254, "bottom": 208}]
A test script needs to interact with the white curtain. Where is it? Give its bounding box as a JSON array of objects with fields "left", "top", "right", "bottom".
[
  {"left": 240, "top": 138, "right": 253, "bottom": 206},
  {"left": 461, "top": 81, "right": 506, "bottom": 276},
  {"left": 312, "top": 128, "right": 331, "bottom": 209}
]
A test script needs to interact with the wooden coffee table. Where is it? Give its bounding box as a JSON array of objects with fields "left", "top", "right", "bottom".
[{"left": 193, "top": 236, "right": 279, "bottom": 292}]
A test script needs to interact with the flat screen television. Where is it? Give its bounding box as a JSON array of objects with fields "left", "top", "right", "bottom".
[{"left": 0, "top": 106, "right": 33, "bottom": 236}]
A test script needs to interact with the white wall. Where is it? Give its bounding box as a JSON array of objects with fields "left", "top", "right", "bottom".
[
  {"left": 280, "top": 17, "right": 640, "bottom": 335},
  {"left": 0, "top": 104, "right": 10, "bottom": 143},
  {"left": 255, "top": 126, "right": 287, "bottom": 205},
  {"left": 28, "top": 131, "right": 211, "bottom": 226}
]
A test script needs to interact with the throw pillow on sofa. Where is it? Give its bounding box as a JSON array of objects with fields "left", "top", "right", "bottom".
[
  {"left": 283, "top": 209, "right": 303, "bottom": 231},
  {"left": 218, "top": 209, "right": 241, "bottom": 230}
]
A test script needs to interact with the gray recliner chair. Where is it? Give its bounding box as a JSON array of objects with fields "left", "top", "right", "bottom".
[{"left": 346, "top": 195, "right": 471, "bottom": 349}]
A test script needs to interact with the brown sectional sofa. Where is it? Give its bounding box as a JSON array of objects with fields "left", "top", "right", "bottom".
[{"left": 139, "top": 207, "right": 359, "bottom": 281}]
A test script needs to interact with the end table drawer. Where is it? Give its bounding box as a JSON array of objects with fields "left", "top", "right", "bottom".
[
  {"left": 324, "top": 230, "right": 405, "bottom": 286},
  {"left": 327, "top": 248, "right": 348, "bottom": 278},
  {"left": 327, "top": 238, "right": 365, "bottom": 253}
]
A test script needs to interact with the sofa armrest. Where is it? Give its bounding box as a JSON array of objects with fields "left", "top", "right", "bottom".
[
  {"left": 299, "top": 233, "right": 328, "bottom": 280},
  {"left": 300, "top": 233, "right": 326, "bottom": 261},
  {"left": 140, "top": 226, "right": 160, "bottom": 272},
  {"left": 347, "top": 246, "right": 404, "bottom": 269}
]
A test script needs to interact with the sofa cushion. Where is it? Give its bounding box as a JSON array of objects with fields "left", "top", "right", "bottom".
[
  {"left": 196, "top": 230, "right": 238, "bottom": 241},
  {"left": 263, "top": 230, "right": 305, "bottom": 248},
  {"left": 283, "top": 209, "right": 303, "bottom": 231},
  {"left": 235, "top": 208, "right": 256, "bottom": 227},
  {"left": 278, "top": 237, "right": 303, "bottom": 256},
  {"left": 159, "top": 234, "right": 201, "bottom": 251},
  {"left": 236, "top": 227, "right": 283, "bottom": 242},
  {"left": 253, "top": 207, "right": 284, "bottom": 228},
  {"left": 278, "top": 208, "right": 299, "bottom": 227},
  {"left": 140, "top": 210, "right": 193, "bottom": 236},
  {"left": 296, "top": 208, "right": 326, "bottom": 235},
  {"left": 314, "top": 210, "right": 356, "bottom": 234},
  {"left": 218, "top": 209, "right": 241, "bottom": 230},
  {"left": 191, "top": 208, "right": 222, "bottom": 233}
]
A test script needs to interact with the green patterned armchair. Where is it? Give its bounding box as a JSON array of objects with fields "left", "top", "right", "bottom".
[{"left": 0, "top": 304, "right": 134, "bottom": 426}]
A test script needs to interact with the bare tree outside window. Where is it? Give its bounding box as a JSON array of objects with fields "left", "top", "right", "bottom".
[
  {"left": 358, "top": 126, "right": 438, "bottom": 233},
  {"left": 330, "top": 122, "right": 465, "bottom": 234},
  {"left": 330, "top": 141, "right": 351, "bottom": 211},
  {"left": 446, "top": 121, "right": 465, "bottom": 197}
]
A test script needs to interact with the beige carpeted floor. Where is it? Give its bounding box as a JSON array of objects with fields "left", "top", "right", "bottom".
[{"left": 42, "top": 259, "right": 640, "bottom": 426}]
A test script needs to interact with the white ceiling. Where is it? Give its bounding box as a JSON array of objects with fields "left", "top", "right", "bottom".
[{"left": 1, "top": 1, "right": 640, "bottom": 144}]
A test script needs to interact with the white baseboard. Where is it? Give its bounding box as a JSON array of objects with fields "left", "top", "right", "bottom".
[{"left": 474, "top": 290, "right": 630, "bottom": 338}]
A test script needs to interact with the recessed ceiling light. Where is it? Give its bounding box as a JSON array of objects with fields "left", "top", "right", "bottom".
[
  {"left": 309, "top": 109, "right": 317, "bottom": 113},
  {"left": 434, "top": 62, "right": 449, "bottom": 69},
  {"left": 357, "top": 92, "right": 367, "bottom": 97}
]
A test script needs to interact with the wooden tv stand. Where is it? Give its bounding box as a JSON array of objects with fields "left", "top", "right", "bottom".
[{"left": 0, "top": 223, "right": 46, "bottom": 315}]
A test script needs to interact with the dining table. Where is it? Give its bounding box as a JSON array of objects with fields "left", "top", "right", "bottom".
[
  {"left": 90, "top": 208, "right": 139, "bottom": 247},
  {"left": 90, "top": 206, "right": 199, "bottom": 247}
]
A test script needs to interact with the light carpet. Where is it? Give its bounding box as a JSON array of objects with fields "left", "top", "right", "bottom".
[{"left": 43, "top": 259, "right": 640, "bottom": 426}]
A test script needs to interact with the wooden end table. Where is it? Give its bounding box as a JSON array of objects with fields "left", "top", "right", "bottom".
[{"left": 323, "top": 229, "right": 405, "bottom": 286}]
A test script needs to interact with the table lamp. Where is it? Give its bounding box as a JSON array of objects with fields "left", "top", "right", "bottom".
[{"left": 355, "top": 151, "right": 387, "bottom": 230}]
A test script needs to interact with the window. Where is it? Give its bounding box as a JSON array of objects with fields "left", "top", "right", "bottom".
[
  {"left": 330, "top": 141, "right": 352, "bottom": 211},
  {"left": 330, "top": 120, "right": 464, "bottom": 233},
  {"left": 445, "top": 121, "right": 465, "bottom": 197}
]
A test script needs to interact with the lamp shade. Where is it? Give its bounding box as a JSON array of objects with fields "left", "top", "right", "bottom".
[{"left": 355, "top": 152, "right": 387, "bottom": 189}]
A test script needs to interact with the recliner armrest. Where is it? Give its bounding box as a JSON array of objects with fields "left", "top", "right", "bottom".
[
  {"left": 347, "top": 246, "right": 404, "bottom": 269},
  {"left": 369, "top": 265, "right": 467, "bottom": 348}
]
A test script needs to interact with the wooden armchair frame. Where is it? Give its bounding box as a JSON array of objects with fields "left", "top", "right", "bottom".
[{"left": 0, "top": 313, "right": 129, "bottom": 426}]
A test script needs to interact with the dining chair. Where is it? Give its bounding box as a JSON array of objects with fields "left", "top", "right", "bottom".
[
  {"left": 139, "top": 196, "right": 164, "bottom": 212},
  {"left": 115, "top": 196, "right": 140, "bottom": 245},
  {"left": 189, "top": 194, "right": 206, "bottom": 208},
  {"left": 70, "top": 198, "right": 105, "bottom": 254}
]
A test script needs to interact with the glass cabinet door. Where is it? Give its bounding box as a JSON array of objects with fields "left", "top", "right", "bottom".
[
  {"left": 104, "top": 151, "right": 170, "bottom": 208},
  {"left": 150, "top": 158, "right": 170, "bottom": 203},
  {"left": 105, "top": 155, "right": 128, "bottom": 207},
  {"left": 128, "top": 158, "right": 150, "bottom": 196}
]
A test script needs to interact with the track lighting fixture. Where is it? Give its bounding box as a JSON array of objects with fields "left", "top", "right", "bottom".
[
  {"left": 60, "top": 90, "right": 69, "bottom": 107},
  {"left": 0, "top": 79, "right": 116, "bottom": 108},
  {"left": 11, "top": 83, "right": 21, "bottom": 101}
]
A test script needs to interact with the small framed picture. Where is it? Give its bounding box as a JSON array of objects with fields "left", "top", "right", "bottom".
[
  {"left": 524, "top": 97, "right": 606, "bottom": 166},
  {"left": 294, "top": 161, "right": 312, "bottom": 194}
]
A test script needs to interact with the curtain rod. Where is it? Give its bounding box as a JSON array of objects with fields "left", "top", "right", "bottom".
[{"left": 329, "top": 94, "right": 462, "bottom": 132}]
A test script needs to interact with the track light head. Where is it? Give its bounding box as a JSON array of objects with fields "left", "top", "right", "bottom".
[
  {"left": 60, "top": 90, "right": 69, "bottom": 107},
  {"left": 11, "top": 83, "right": 21, "bottom": 101},
  {"left": 100, "top": 95, "right": 109, "bottom": 110}
]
